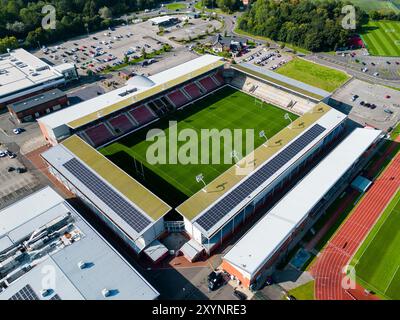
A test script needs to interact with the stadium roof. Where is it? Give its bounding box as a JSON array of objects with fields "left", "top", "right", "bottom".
[
  {"left": 223, "top": 127, "right": 382, "bottom": 278},
  {"left": 41, "top": 135, "right": 171, "bottom": 246},
  {"left": 9, "top": 88, "right": 66, "bottom": 113},
  {"left": 0, "top": 49, "right": 65, "bottom": 102},
  {"left": 38, "top": 54, "right": 224, "bottom": 130},
  {"left": 232, "top": 63, "right": 331, "bottom": 100},
  {"left": 0, "top": 187, "right": 159, "bottom": 300},
  {"left": 176, "top": 104, "right": 347, "bottom": 237}
]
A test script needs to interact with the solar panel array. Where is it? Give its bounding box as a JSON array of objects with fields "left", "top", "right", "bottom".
[
  {"left": 50, "top": 294, "right": 62, "bottom": 300},
  {"left": 195, "top": 124, "right": 326, "bottom": 232},
  {"left": 63, "top": 158, "right": 152, "bottom": 233},
  {"left": 8, "top": 285, "right": 39, "bottom": 300}
]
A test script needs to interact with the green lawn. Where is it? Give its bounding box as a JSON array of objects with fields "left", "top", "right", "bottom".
[
  {"left": 276, "top": 58, "right": 350, "bottom": 92},
  {"left": 165, "top": 2, "right": 186, "bottom": 11},
  {"left": 100, "top": 86, "right": 295, "bottom": 197},
  {"left": 351, "top": 190, "right": 400, "bottom": 300},
  {"left": 344, "top": 0, "right": 399, "bottom": 13},
  {"left": 361, "top": 20, "right": 400, "bottom": 57},
  {"left": 287, "top": 281, "right": 315, "bottom": 300}
]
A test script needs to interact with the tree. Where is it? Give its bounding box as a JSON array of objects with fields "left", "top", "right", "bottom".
[
  {"left": 0, "top": 36, "right": 19, "bottom": 53},
  {"left": 99, "top": 6, "right": 112, "bottom": 20}
]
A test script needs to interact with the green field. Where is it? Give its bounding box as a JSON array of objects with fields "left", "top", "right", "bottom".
[
  {"left": 351, "top": 189, "right": 400, "bottom": 299},
  {"left": 165, "top": 2, "right": 186, "bottom": 11},
  {"left": 287, "top": 281, "right": 315, "bottom": 300},
  {"left": 276, "top": 58, "right": 350, "bottom": 92},
  {"left": 361, "top": 20, "right": 400, "bottom": 57},
  {"left": 345, "top": 0, "right": 399, "bottom": 13},
  {"left": 100, "top": 86, "right": 295, "bottom": 197}
]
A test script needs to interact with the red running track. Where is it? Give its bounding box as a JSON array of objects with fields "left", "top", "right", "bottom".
[{"left": 311, "top": 139, "right": 400, "bottom": 300}]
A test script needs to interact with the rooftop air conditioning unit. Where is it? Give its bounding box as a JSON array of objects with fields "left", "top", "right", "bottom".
[
  {"left": 77, "top": 261, "right": 87, "bottom": 270},
  {"left": 101, "top": 288, "right": 110, "bottom": 298}
]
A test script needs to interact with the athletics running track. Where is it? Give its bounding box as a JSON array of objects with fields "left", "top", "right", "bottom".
[{"left": 311, "top": 137, "right": 400, "bottom": 300}]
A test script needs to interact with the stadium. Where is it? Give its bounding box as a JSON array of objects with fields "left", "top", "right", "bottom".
[{"left": 37, "top": 54, "right": 380, "bottom": 270}]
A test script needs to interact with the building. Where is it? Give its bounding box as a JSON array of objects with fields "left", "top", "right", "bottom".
[
  {"left": 38, "top": 54, "right": 225, "bottom": 145},
  {"left": 0, "top": 186, "right": 159, "bottom": 300},
  {"left": 221, "top": 128, "right": 382, "bottom": 290},
  {"left": 177, "top": 104, "right": 347, "bottom": 255},
  {"left": 0, "top": 49, "right": 77, "bottom": 110},
  {"left": 212, "top": 34, "right": 248, "bottom": 54},
  {"left": 149, "top": 15, "right": 180, "bottom": 27},
  {"left": 8, "top": 89, "right": 68, "bottom": 123},
  {"left": 41, "top": 135, "right": 172, "bottom": 256}
]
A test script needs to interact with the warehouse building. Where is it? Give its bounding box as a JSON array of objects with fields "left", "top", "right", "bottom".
[
  {"left": 221, "top": 128, "right": 382, "bottom": 290},
  {"left": 176, "top": 104, "right": 347, "bottom": 257},
  {"left": 0, "top": 49, "right": 77, "bottom": 110},
  {"left": 8, "top": 89, "right": 68, "bottom": 123},
  {"left": 41, "top": 135, "right": 172, "bottom": 256},
  {"left": 0, "top": 186, "right": 159, "bottom": 300}
]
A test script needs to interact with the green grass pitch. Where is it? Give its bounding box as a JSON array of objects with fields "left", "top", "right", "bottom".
[
  {"left": 351, "top": 190, "right": 400, "bottom": 299},
  {"left": 276, "top": 58, "right": 350, "bottom": 92},
  {"left": 361, "top": 20, "right": 400, "bottom": 57},
  {"left": 100, "top": 86, "right": 296, "bottom": 197}
]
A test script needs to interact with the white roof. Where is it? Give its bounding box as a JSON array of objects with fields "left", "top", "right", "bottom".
[
  {"left": 193, "top": 108, "right": 347, "bottom": 237},
  {"left": 0, "top": 186, "right": 159, "bottom": 300},
  {"left": 0, "top": 49, "right": 64, "bottom": 100},
  {"left": 38, "top": 54, "right": 223, "bottom": 130},
  {"left": 149, "top": 15, "right": 174, "bottom": 24},
  {"left": 223, "top": 128, "right": 382, "bottom": 278}
]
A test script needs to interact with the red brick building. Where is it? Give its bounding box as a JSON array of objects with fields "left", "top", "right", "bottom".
[{"left": 8, "top": 89, "right": 68, "bottom": 123}]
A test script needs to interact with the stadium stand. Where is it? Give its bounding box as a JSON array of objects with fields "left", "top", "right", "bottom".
[
  {"left": 129, "top": 105, "right": 157, "bottom": 125},
  {"left": 183, "top": 83, "right": 202, "bottom": 99},
  {"left": 199, "top": 76, "right": 219, "bottom": 92},
  {"left": 231, "top": 74, "right": 315, "bottom": 115},
  {"left": 212, "top": 72, "right": 225, "bottom": 86},
  {"left": 108, "top": 113, "right": 138, "bottom": 135},
  {"left": 84, "top": 123, "right": 115, "bottom": 147},
  {"left": 167, "top": 89, "right": 189, "bottom": 108},
  {"left": 160, "top": 96, "right": 175, "bottom": 111}
]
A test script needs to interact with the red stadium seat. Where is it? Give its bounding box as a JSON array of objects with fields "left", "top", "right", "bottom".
[
  {"left": 85, "top": 123, "right": 114, "bottom": 147},
  {"left": 184, "top": 83, "right": 202, "bottom": 99},
  {"left": 129, "top": 105, "right": 156, "bottom": 125},
  {"left": 167, "top": 90, "right": 189, "bottom": 107},
  {"left": 108, "top": 114, "right": 136, "bottom": 134}
]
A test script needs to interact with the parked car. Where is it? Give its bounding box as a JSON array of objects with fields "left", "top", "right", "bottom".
[
  {"left": 13, "top": 128, "right": 23, "bottom": 135},
  {"left": 7, "top": 166, "right": 15, "bottom": 172},
  {"left": 0, "top": 150, "right": 6, "bottom": 157},
  {"left": 16, "top": 167, "right": 27, "bottom": 174},
  {"left": 208, "top": 271, "right": 224, "bottom": 291},
  {"left": 286, "top": 295, "right": 297, "bottom": 300},
  {"left": 232, "top": 290, "right": 247, "bottom": 300}
]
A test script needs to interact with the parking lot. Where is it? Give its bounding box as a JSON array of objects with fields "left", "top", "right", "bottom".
[
  {"left": 238, "top": 46, "right": 293, "bottom": 71},
  {"left": 331, "top": 79, "right": 400, "bottom": 131},
  {"left": 166, "top": 18, "right": 222, "bottom": 42},
  {"left": 0, "top": 151, "right": 41, "bottom": 209},
  {"left": 323, "top": 49, "right": 400, "bottom": 80},
  {"left": 34, "top": 15, "right": 215, "bottom": 79}
]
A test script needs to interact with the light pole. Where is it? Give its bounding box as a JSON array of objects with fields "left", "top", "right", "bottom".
[
  {"left": 196, "top": 173, "right": 207, "bottom": 192},
  {"left": 231, "top": 150, "right": 241, "bottom": 167},
  {"left": 259, "top": 130, "right": 268, "bottom": 147},
  {"left": 284, "top": 113, "right": 293, "bottom": 129}
]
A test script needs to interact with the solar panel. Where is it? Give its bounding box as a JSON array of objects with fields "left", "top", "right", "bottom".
[
  {"left": 195, "top": 124, "right": 326, "bottom": 232},
  {"left": 63, "top": 158, "right": 152, "bottom": 233},
  {"left": 8, "top": 285, "right": 39, "bottom": 300}
]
